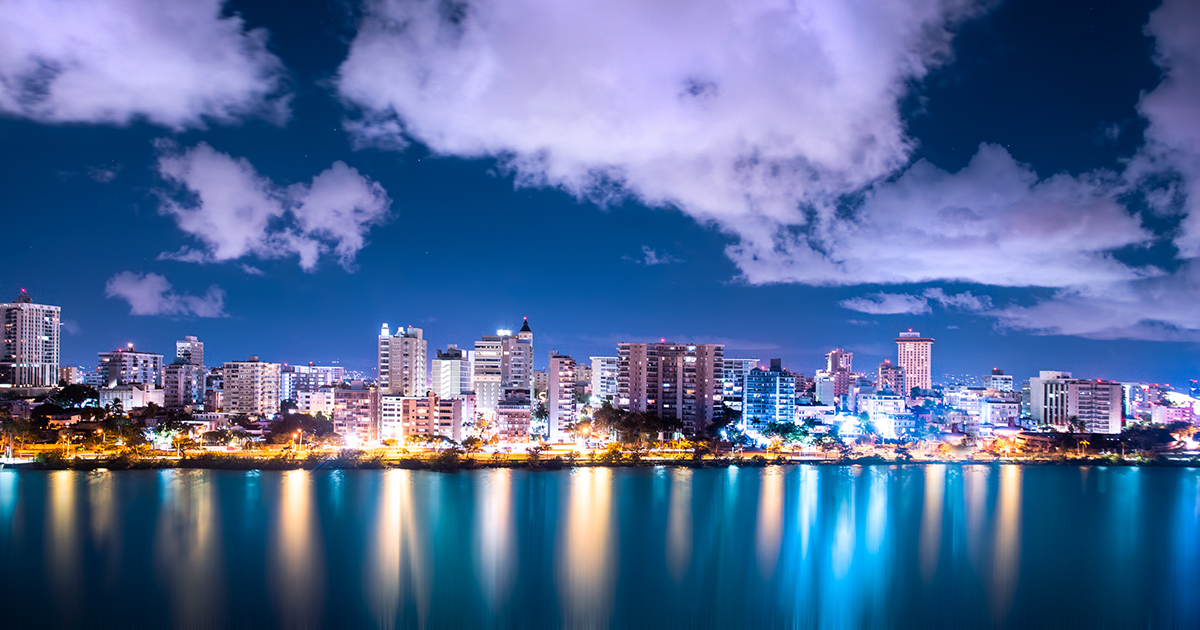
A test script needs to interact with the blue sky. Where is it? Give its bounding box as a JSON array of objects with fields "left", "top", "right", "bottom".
[{"left": 1, "top": 0, "right": 1198, "bottom": 386}]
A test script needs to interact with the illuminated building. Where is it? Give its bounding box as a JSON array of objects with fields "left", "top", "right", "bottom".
[
  {"left": 590, "top": 356, "right": 618, "bottom": 403},
  {"left": 98, "top": 345, "right": 164, "bottom": 388},
  {"left": 548, "top": 352, "right": 578, "bottom": 442},
  {"left": 895, "top": 330, "right": 934, "bottom": 393},
  {"left": 377, "top": 324, "right": 427, "bottom": 396},
  {"left": 616, "top": 341, "right": 724, "bottom": 433},
  {"left": 1029, "top": 370, "right": 1124, "bottom": 433},
  {"left": 164, "top": 359, "right": 203, "bottom": 408},
  {"left": 877, "top": 360, "right": 905, "bottom": 394},
  {"left": 431, "top": 345, "right": 472, "bottom": 398},
  {"left": 0, "top": 290, "right": 60, "bottom": 387},
  {"left": 721, "top": 357, "right": 759, "bottom": 412},
  {"left": 175, "top": 335, "right": 204, "bottom": 368},
  {"left": 473, "top": 318, "right": 533, "bottom": 413},
  {"left": 222, "top": 356, "right": 281, "bottom": 418},
  {"left": 983, "top": 368, "right": 1014, "bottom": 392},
  {"left": 743, "top": 359, "right": 796, "bottom": 426},
  {"left": 280, "top": 364, "right": 344, "bottom": 402}
]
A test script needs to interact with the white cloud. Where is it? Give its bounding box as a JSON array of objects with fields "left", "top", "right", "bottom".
[
  {"left": 0, "top": 0, "right": 287, "bottom": 129},
  {"left": 335, "top": 0, "right": 1200, "bottom": 341},
  {"left": 840, "top": 292, "right": 931, "bottom": 315},
  {"left": 338, "top": 0, "right": 985, "bottom": 230},
  {"left": 922, "top": 288, "right": 991, "bottom": 311},
  {"left": 105, "top": 271, "right": 226, "bottom": 317},
  {"left": 634, "top": 246, "right": 680, "bottom": 266},
  {"left": 156, "top": 142, "right": 392, "bottom": 271}
]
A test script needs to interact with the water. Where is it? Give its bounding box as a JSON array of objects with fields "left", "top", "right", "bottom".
[{"left": 0, "top": 465, "right": 1197, "bottom": 628}]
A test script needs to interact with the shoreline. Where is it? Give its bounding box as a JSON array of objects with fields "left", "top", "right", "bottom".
[{"left": 6, "top": 452, "right": 1199, "bottom": 472}]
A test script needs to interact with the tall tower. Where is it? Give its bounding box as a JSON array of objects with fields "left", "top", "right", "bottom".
[
  {"left": 377, "top": 324, "right": 428, "bottom": 396},
  {"left": 895, "top": 330, "right": 934, "bottom": 394},
  {"left": 0, "top": 289, "right": 61, "bottom": 387}
]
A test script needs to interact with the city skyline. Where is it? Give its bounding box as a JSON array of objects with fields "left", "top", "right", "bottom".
[{"left": 2, "top": 0, "right": 1199, "bottom": 387}]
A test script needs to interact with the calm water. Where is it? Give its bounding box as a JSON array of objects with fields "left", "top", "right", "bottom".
[{"left": 0, "top": 465, "right": 1197, "bottom": 628}]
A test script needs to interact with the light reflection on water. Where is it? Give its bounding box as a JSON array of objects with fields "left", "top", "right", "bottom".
[{"left": 0, "top": 465, "right": 1198, "bottom": 628}]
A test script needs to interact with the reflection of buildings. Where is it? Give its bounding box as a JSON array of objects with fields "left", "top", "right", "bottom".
[{"left": 0, "top": 290, "right": 60, "bottom": 387}]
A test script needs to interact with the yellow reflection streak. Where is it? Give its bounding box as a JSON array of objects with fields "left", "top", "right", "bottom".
[
  {"left": 919, "top": 464, "right": 945, "bottom": 582},
  {"left": 88, "top": 471, "right": 115, "bottom": 549},
  {"left": 478, "top": 469, "right": 514, "bottom": 611},
  {"left": 797, "top": 467, "right": 817, "bottom": 559},
  {"left": 667, "top": 469, "right": 692, "bottom": 582},
  {"left": 369, "top": 469, "right": 403, "bottom": 626},
  {"left": 990, "top": 465, "right": 1022, "bottom": 620},
  {"left": 46, "top": 471, "right": 79, "bottom": 596},
  {"left": 560, "top": 467, "right": 614, "bottom": 624},
  {"left": 273, "top": 470, "right": 323, "bottom": 626},
  {"left": 155, "top": 470, "right": 223, "bottom": 627},
  {"left": 756, "top": 466, "right": 784, "bottom": 580}
]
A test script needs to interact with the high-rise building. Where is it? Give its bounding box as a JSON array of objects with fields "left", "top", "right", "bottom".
[
  {"left": 473, "top": 319, "right": 534, "bottom": 413},
  {"left": 0, "top": 290, "right": 60, "bottom": 387},
  {"left": 98, "top": 345, "right": 164, "bottom": 388},
  {"left": 548, "top": 352, "right": 578, "bottom": 442},
  {"left": 175, "top": 335, "right": 204, "bottom": 368},
  {"left": 377, "top": 324, "right": 428, "bottom": 396},
  {"left": 617, "top": 341, "right": 724, "bottom": 433},
  {"left": 721, "top": 358, "right": 759, "bottom": 413},
  {"left": 590, "top": 356, "right": 619, "bottom": 403},
  {"left": 431, "top": 345, "right": 472, "bottom": 398},
  {"left": 819, "top": 348, "right": 855, "bottom": 397},
  {"left": 164, "top": 359, "right": 204, "bottom": 408},
  {"left": 1029, "top": 371, "right": 1123, "bottom": 434},
  {"left": 895, "top": 330, "right": 934, "bottom": 393},
  {"left": 743, "top": 359, "right": 796, "bottom": 426},
  {"left": 380, "top": 392, "right": 473, "bottom": 443},
  {"left": 877, "top": 360, "right": 906, "bottom": 394},
  {"left": 223, "top": 356, "right": 281, "bottom": 418}
]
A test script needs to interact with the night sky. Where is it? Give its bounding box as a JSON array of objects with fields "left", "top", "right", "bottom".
[{"left": 2, "top": 0, "right": 1197, "bottom": 385}]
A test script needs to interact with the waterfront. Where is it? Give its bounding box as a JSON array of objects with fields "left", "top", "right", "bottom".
[{"left": 0, "top": 465, "right": 1197, "bottom": 628}]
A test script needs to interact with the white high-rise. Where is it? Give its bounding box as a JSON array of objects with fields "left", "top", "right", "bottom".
[
  {"left": 223, "top": 356, "right": 281, "bottom": 417},
  {"left": 378, "top": 324, "right": 428, "bottom": 396},
  {"left": 431, "top": 345, "right": 472, "bottom": 398},
  {"left": 0, "top": 290, "right": 60, "bottom": 387},
  {"left": 590, "top": 356, "right": 618, "bottom": 403},
  {"left": 548, "top": 352, "right": 578, "bottom": 442},
  {"left": 473, "top": 318, "right": 533, "bottom": 413}
]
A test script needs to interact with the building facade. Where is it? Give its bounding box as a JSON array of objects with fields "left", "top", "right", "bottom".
[
  {"left": 175, "top": 335, "right": 204, "bottom": 368},
  {"left": 0, "top": 290, "right": 60, "bottom": 387},
  {"left": 1029, "top": 371, "right": 1124, "bottom": 434},
  {"left": 721, "top": 357, "right": 759, "bottom": 413},
  {"left": 743, "top": 359, "right": 796, "bottom": 426},
  {"left": 895, "top": 330, "right": 934, "bottom": 393},
  {"left": 617, "top": 341, "right": 724, "bottom": 433},
  {"left": 431, "top": 345, "right": 472, "bottom": 398},
  {"left": 590, "top": 356, "right": 619, "bottom": 403},
  {"left": 378, "top": 324, "right": 428, "bottom": 396},
  {"left": 548, "top": 352, "right": 578, "bottom": 442},
  {"left": 473, "top": 319, "right": 534, "bottom": 413},
  {"left": 222, "top": 356, "right": 281, "bottom": 418},
  {"left": 98, "top": 346, "right": 164, "bottom": 388},
  {"left": 877, "top": 360, "right": 906, "bottom": 394},
  {"left": 164, "top": 360, "right": 204, "bottom": 408}
]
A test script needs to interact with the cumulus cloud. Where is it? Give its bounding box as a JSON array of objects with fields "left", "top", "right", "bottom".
[
  {"left": 335, "top": 0, "right": 1200, "bottom": 341},
  {"left": 105, "top": 271, "right": 226, "bottom": 317},
  {"left": 840, "top": 293, "right": 931, "bottom": 315},
  {"left": 338, "top": 0, "right": 984, "bottom": 225},
  {"left": 0, "top": 0, "right": 286, "bottom": 129},
  {"left": 156, "top": 142, "right": 392, "bottom": 271}
]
